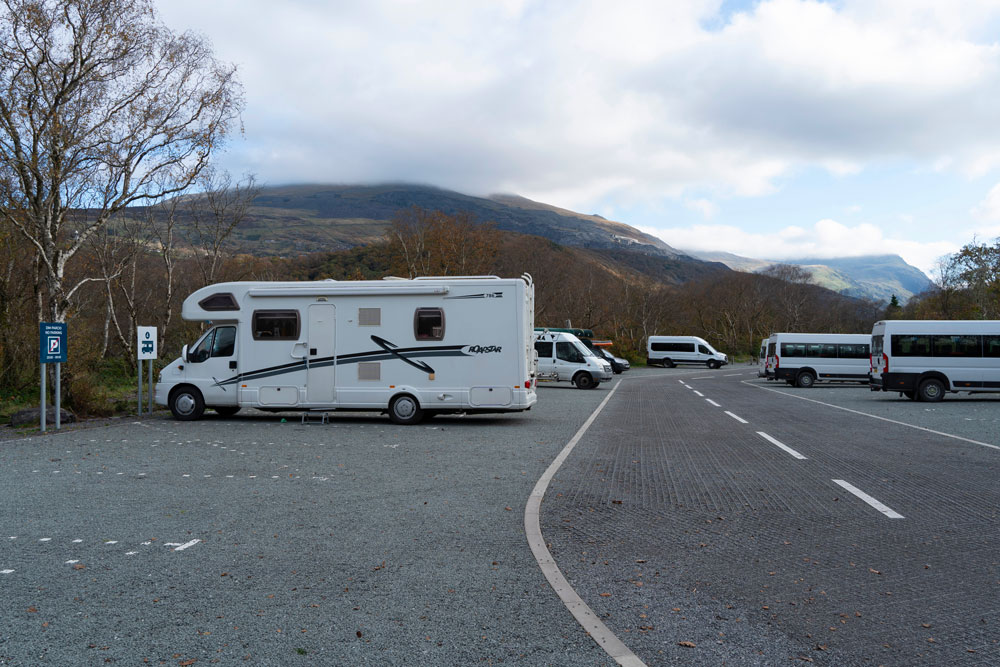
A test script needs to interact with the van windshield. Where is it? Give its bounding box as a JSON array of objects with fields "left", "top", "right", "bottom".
[{"left": 577, "top": 343, "right": 596, "bottom": 357}]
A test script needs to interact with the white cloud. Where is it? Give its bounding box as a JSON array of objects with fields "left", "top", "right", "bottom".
[
  {"left": 972, "top": 181, "right": 1000, "bottom": 222},
  {"left": 642, "top": 218, "right": 957, "bottom": 276},
  {"left": 155, "top": 0, "right": 1000, "bottom": 209},
  {"left": 684, "top": 198, "right": 718, "bottom": 218}
]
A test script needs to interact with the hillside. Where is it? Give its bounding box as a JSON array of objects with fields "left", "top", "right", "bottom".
[
  {"left": 682, "top": 250, "right": 932, "bottom": 304},
  {"left": 221, "top": 183, "right": 683, "bottom": 257}
]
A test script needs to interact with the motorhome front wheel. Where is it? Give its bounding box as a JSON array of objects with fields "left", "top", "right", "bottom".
[{"left": 169, "top": 386, "right": 205, "bottom": 421}]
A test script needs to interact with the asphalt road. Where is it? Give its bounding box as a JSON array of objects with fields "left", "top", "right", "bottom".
[{"left": 2, "top": 367, "right": 998, "bottom": 665}]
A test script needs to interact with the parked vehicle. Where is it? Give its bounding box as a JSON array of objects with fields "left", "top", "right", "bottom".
[
  {"left": 533, "top": 330, "right": 613, "bottom": 389},
  {"left": 757, "top": 338, "right": 768, "bottom": 378},
  {"left": 765, "top": 335, "right": 777, "bottom": 380},
  {"left": 769, "top": 333, "right": 870, "bottom": 387},
  {"left": 595, "top": 346, "right": 630, "bottom": 374},
  {"left": 870, "top": 319, "right": 1000, "bottom": 401},
  {"left": 155, "top": 275, "right": 537, "bottom": 424},
  {"left": 646, "top": 335, "right": 728, "bottom": 369}
]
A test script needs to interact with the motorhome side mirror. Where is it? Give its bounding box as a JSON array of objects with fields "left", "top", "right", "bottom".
[{"left": 181, "top": 344, "right": 189, "bottom": 363}]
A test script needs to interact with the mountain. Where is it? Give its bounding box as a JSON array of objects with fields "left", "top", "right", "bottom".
[
  {"left": 682, "top": 250, "right": 933, "bottom": 304},
  {"left": 229, "top": 183, "right": 684, "bottom": 257}
]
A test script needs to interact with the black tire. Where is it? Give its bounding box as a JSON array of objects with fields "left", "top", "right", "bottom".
[
  {"left": 707, "top": 360, "right": 719, "bottom": 370},
  {"left": 388, "top": 394, "right": 424, "bottom": 424},
  {"left": 662, "top": 359, "right": 675, "bottom": 368},
  {"left": 917, "top": 378, "right": 945, "bottom": 402},
  {"left": 169, "top": 386, "right": 205, "bottom": 421},
  {"left": 573, "top": 372, "right": 596, "bottom": 389},
  {"left": 214, "top": 406, "right": 241, "bottom": 417},
  {"left": 795, "top": 372, "right": 816, "bottom": 388}
]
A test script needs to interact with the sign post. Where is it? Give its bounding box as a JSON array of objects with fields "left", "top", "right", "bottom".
[
  {"left": 137, "top": 326, "right": 158, "bottom": 415},
  {"left": 39, "top": 322, "right": 68, "bottom": 432}
]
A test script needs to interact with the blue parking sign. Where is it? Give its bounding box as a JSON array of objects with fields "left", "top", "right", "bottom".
[{"left": 40, "top": 322, "right": 67, "bottom": 363}]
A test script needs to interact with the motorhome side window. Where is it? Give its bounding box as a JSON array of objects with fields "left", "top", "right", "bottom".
[
  {"left": 534, "top": 341, "right": 553, "bottom": 358},
  {"left": 414, "top": 308, "right": 445, "bottom": 340},
  {"left": 252, "top": 310, "right": 300, "bottom": 340}
]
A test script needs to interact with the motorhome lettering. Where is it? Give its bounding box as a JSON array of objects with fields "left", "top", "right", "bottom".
[{"left": 155, "top": 276, "right": 537, "bottom": 424}]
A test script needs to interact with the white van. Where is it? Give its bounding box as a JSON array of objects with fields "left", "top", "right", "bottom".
[
  {"left": 155, "top": 275, "right": 537, "bottom": 424},
  {"left": 646, "top": 336, "right": 728, "bottom": 369},
  {"left": 770, "top": 333, "right": 871, "bottom": 387},
  {"left": 870, "top": 319, "right": 1000, "bottom": 401},
  {"left": 757, "top": 338, "right": 768, "bottom": 378},
  {"left": 533, "top": 330, "right": 613, "bottom": 389}
]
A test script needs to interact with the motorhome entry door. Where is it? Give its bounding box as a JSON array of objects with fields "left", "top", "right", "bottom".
[{"left": 306, "top": 304, "right": 336, "bottom": 403}]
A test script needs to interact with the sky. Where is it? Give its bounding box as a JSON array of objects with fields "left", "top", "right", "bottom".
[{"left": 156, "top": 0, "right": 1000, "bottom": 278}]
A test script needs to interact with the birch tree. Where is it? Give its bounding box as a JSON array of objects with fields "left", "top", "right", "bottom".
[{"left": 0, "top": 0, "right": 243, "bottom": 323}]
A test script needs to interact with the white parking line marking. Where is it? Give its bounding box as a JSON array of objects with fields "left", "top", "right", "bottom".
[
  {"left": 706, "top": 399, "right": 721, "bottom": 407},
  {"left": 525, "top": 381, "right": 645, "bottom": 667},
  {"left": 745, "top": 380, "right": 1000, "bottom": 450},
  {"left": 725, "top": 411, "right": 748, "bottom": 424},
  {"left": 1, "top": 569, "right": 13, "bottom": 574},
  {"left": 65, "top": 560, "right": 79, "bottom": 564},
  {"left": 833, "top": 479, "right": 904, "bottom": 519},
  {"left": 757, "top": 431, "right": 807, "bottom": 459},
  {"left": 39, "top": 538, "right": 51, "bottom": 542},
  {"left": 174, "top": 539, "right": 200, "bottom": 551},
  {"left": 724, "top": 373, "right": 742, "bottom": 377},
  {"left": 693, "top": 390, "right": 704, "bottom": 397},
  {"left": 691, "top": 376, "right": 712, "bottom": 380}
]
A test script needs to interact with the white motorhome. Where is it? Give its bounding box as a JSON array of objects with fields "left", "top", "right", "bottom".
[
  {"left": 770, "top": 332, "right": 871, "bottom": 388},
  {"left": 155, "top": 275, "right": 537, "bottom": 424},
  {"left": 870, "top": 319, "right": 1000, "bottom": 401},
  {"left": 533, "top": 330, "right": 613, "bottom": 389},
  {"left": 646, "top": 336, "right": 728, "bottom": 369}
]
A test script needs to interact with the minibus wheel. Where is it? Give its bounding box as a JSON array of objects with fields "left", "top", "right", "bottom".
[
  {"left": 917, "top": 378, "right": 945, "bottom": 402},
  {"left": 389, "top": 394, "right": 424, "bottom": 424},
  {"left": 795, "top": 371, "right": 816, "bottom": 388},
  {"left": 573, "top": 372, "right": 596, "bottom": 389},
  {"left": 169, "top": 386, "right": 204, "bottom": 421},
  {"left": 662, "top": 359, "right": 675, "bottom": 368},
  {"left": 706, "top": 360, "right": 720, "bottom": 369}
]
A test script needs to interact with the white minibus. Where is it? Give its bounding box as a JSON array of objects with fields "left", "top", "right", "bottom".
[
  {"left": 770, "top": 333, "right": 871, "bottom": 388},
  {"left": 870, "top": 319, "right": 1000, "bottom": 401},
  {"left": 646, "top": 335, "right": 728, "bottom": 369},
  {"left": 757, "top": 338, "right": 768, "bottom": 378}
]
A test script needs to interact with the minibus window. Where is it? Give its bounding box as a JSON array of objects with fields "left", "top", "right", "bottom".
[
  {"left": 820, "top": 344, "right": 837, "bottom": 358},
  {"left": 985, "top": 335, "right": 1000, "bottom": 357},
  {"left": 892, "top": 335, "right": 931, "bottom": 357},
  {"left": 871, "top": 335, "right": 883, "bottom": 357},
  {"left": 932, "top": 335, "right": 981, "bottom": 357},
  {"left": 534, "top": 341, "right": 553, "bottom": 358}
]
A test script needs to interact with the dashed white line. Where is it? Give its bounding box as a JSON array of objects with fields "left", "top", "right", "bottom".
[
  {"left": 174, "top": 539, "right": 201, "bottom": 551},
  {"left": 756, "top": 431, "right": 807, "bottom": 460},
  {"left": 725, "top": 411, "right": 748, "bottom": 424},
  {"left": 705, "top": 399, "right": 721, "bottom": 407},
  {"left": 693, "top": 390, "right": 704, "bottom": 397},
  {"left": 833, "top": 479, "right": 904, "bottom": 519},
  {"left": 1, "top": 569, "right": 14, "bottom": 574}
]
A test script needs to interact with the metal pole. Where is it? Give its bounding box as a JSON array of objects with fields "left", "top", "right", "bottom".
[
  {"left": 40, "top": 362, "right": 46, "bottom": 433},
  {"left": 55, "top": 362, "right": 61, "bottom": 430},
  {"left": 148, "top": 359, "right": 153, "bottom": 414},
  {"left": 137, "top": 359, "right": 143, "bottom": 416}
]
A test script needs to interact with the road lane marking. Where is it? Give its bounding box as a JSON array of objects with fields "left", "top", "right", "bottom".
[
  {"left": 525, "top": 381, "right": 645, "bottom": 667},
  {"left": 174, "top": 539, "right": 200, "bottom": 552},
  {"left": 706, "top": 399, "right": 721, "bottom": 407},
  {"left": 724, "top": 373, "right": 742, "bottom": 377},
  {"left": 757, "top": 431, "right": 807, "bottom": 459},
  {"left": 693, "top": 390, "right": 704, "bottom": 397},
  {"left": 744, "top": 381, "right": 1000, "bottom": 451},
  {"left": 725, "top": 411, "right": 748, "bottom": 424},
  {"left": 1, "top": 569, "right": 13, "bottom": 574},
  {"left": 833, "top": 479, "right": 904, "bottom": 519},
  {"left": 691, "top": 376, "right": 712, "bottom": 380}
]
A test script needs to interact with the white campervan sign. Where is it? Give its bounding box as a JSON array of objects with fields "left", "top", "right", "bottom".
[{"left": 137, "top": 326, "right": 158, "bottom": 359}]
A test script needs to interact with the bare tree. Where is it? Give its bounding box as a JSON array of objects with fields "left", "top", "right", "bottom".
[
  {"left": 0, "top": 0, "right": 243, "bottom": 324},
  {"left": 185, "top": 170, "right": 259, "bottom": 286}
]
